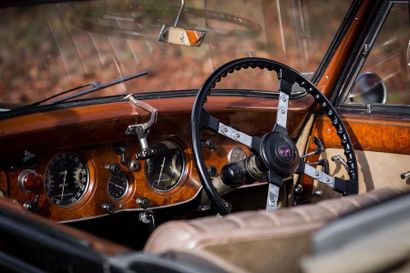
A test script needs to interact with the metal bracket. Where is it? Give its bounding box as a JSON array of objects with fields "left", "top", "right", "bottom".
[
  {"left": 362, "top": 43, "right": 371, "bottom": 57},
  {"left": 124, "top": 95, "right": 158, "bottom": 159}
]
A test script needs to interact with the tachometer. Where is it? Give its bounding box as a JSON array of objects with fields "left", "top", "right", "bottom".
[
  {"left": 145, "top": 141, "right": 185, "bottom": 191},
  {"left": 45, "top": 153, "right": 89, "bottom": 207}
]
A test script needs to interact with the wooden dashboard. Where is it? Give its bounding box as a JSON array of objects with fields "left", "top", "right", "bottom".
[{"left": 0, "top": 95, "right": 312, "bottom": 222}]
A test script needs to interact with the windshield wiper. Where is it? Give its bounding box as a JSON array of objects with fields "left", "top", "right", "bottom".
[{"left": 20, "top": 70, "right": 148, "bottom": 109}]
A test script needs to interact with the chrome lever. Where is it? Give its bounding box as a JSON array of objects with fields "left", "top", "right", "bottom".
[
  {"left": 125, "top": 94, "right": 158, "bottom": 138},
  {"left": 331, "top": 155, "right": 349, "bottom": 172},
  {"left": 125, "top": 95, "right": 158, "bottom": 159},
  {"left": 401, "top": 171, "right": 410, "bottom": 180},
  {"left": 301, "top": 136, "right": 325, "bottom": 158}
]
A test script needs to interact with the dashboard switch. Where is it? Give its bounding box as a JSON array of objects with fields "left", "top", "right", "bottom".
[{"left": 115, "top": 143, "right": 128, "bottom": 164}]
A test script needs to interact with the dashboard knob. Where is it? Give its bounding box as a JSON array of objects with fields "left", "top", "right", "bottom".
[
  {"left": 128, "top": 160, "right": 140, "bottom": 171},
  {"left": 18, "top": 169, "right": 39, "bottom": 193},
  {"left": 23, "top": 199, "right": 38, "bottom": 212},
  {"left": 201, "top": 139, "right": 216, "bottom": 150},
  {"left": 136, "top": 197, "right": 150, "bottom": 209},
  {"left": 105, "top": 163, "right": 121, "bottom": 174},
  {"left": 101, "top": 203, "right": 116, "bottom": 214},
  {"left": 22, "top": 195, "right": 39, "bottom": 212}
]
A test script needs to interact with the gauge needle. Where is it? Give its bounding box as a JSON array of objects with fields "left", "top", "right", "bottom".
[
  {"left": 110, "top": 182, "right": 126, "bottom": 190},
  {"left": 60, "top": 170, "right": 67, "bottom": 201},
  {"left": 157, "top": 157, "right": 166, "bottom": 186}
]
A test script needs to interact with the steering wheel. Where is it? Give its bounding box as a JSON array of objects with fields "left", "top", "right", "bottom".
[{"left": 191, "top": 57, "right": 358, "bottom": 215}]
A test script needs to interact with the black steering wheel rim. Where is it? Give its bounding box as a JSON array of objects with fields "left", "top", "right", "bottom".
[{"left": 191, "top": 57, "right": 358, "bottom": 215}]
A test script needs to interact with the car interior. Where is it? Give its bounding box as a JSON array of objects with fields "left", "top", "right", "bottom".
[{"left": 0, "top": 0, "right": 409, "bottom": 272}]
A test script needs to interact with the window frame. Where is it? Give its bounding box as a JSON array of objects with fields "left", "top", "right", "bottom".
[{"left": 336, "top": 0, "right": 410, "bottom": 115}]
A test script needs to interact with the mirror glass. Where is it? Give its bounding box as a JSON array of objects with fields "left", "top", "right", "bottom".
[
  {"left": 158, "top": 25, "right": 206, "bottom": 47},
  {"left": 348, "top": 73, "right": 387, "bottom": 104}
]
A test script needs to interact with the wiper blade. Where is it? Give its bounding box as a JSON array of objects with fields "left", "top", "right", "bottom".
[
  {"left": 21, "top": 70, "right": 148, "bottom": 108},
  {"left": 30, "top": 82, "right": 100, "bottom": 107},
  {"left": 53, "top": 71, "right": 148, "bottom": 104}
]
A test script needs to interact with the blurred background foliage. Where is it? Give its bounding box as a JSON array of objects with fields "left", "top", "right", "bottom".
[{"left": 0, "top": 0, "right": 351, "bottom": 105}]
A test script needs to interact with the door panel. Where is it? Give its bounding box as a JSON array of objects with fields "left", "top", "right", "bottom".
[
  {"left": 318, "top": 148, "right": 410, "bottom": 198},
  {"left": 303, "top": 113, "right": 410, "bottom": 199}
]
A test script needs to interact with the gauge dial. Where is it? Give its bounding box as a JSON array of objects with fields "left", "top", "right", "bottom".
[
  {"left": 45, "top": 153, "right": 89, "bottom": 207},
  {"left": 108, "top": 172, "right": 129, "bottom": 200},
  {"left": 227, "top": 146, "right": 247, "bottom": 163},
  {"left": 145, "top": 141, "right": 185, "bottom": 191}
]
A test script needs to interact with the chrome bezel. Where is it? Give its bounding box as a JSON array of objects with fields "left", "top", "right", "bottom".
[
  {"left": 44, "top": 153, "right": 90, "bottom": 208},
  {"left": 145, "top": 140, "right": 186, "bottom": 192},
  {"left": 227, "top": 146, "right": 247, "bottom": 163},
  {"left": 17, "top": 169, "right": 38, "bottom": 193},
  {"left": 107, "top": 172, "right": 129, "bottom": 200}
]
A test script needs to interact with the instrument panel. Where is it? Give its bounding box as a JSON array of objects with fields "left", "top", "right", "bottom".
[
  {"left": 0, "top": 95, "right": 312, "bottom": 222},
  {"left": 4, "top": 135, "right": 247, "bottom": 222}
]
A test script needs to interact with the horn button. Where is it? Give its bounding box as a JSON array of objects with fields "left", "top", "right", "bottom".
[{"left": 260, "top": 130, "right": 300, "bottom": 177}]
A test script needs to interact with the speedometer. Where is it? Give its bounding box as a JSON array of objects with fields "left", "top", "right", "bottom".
[
  {"left": 45, "top": 153, "right": 89, "bottom": 207},
  {"left": 145, "top": 141, "right": 185, "bottom": 191}
]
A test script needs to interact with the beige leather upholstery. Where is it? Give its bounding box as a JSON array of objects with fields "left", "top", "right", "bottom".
[
  {"left": 145, "top": 188, "right": 404, "bottom": 273},
  {"left": 321, "top": 149, "right": 410, "bottom": 193}
]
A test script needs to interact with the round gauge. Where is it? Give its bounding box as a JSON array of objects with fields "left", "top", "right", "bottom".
[
  {"left": 145, "top": 141, "right": 185, "bottom": 191},
  {"left": 227, "top": 146, "right": 247, "bottom": 163},
  {"left": 45, "top": 153, "right": 89, "bottom": 207},
  {"left": 108, "top": 172, "right": 129, "bottom": 200}
]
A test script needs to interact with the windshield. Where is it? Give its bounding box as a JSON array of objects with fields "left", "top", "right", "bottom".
[{"left": 0, "top": 0, "right": 350, "bottom": 106}]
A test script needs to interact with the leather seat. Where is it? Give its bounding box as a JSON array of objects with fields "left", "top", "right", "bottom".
[{"left": 145, "top": 188, "right": 405, "bottom": 273}]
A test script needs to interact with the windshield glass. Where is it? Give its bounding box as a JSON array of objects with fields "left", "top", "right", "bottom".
[{"left": 0, "top": 0, "right": 350, "bottom": 106}]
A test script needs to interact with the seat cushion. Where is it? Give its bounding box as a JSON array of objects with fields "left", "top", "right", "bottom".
[{"left": 145, "top": 188, "right": 404, "bottom": 273}]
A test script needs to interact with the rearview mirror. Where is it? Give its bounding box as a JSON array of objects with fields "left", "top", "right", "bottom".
[
  {"left": 158, "top": 0, "right": 206, "bottom": 47},
  {"left": 348, "top": 72, "right": 387, "bottom": 104},
  {"left": 158, "top": 25, "right": 206, "bottom": 47}
]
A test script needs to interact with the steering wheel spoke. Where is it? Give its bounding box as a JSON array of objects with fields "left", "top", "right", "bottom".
[
  {"left": 276, "top": 91, "right": 290, "bottom": 129},
  {"left": 298, "top": 160, "right": 357, "bottom": 194},
  {"left": 200, "top": 109, "right": 261, "bottom": 151},
  {"left": 266, "top": 171, "right": 284, "bottom": 211},
  {"left": 299, "top": 161, "right": 335, "bottom": 187}
]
